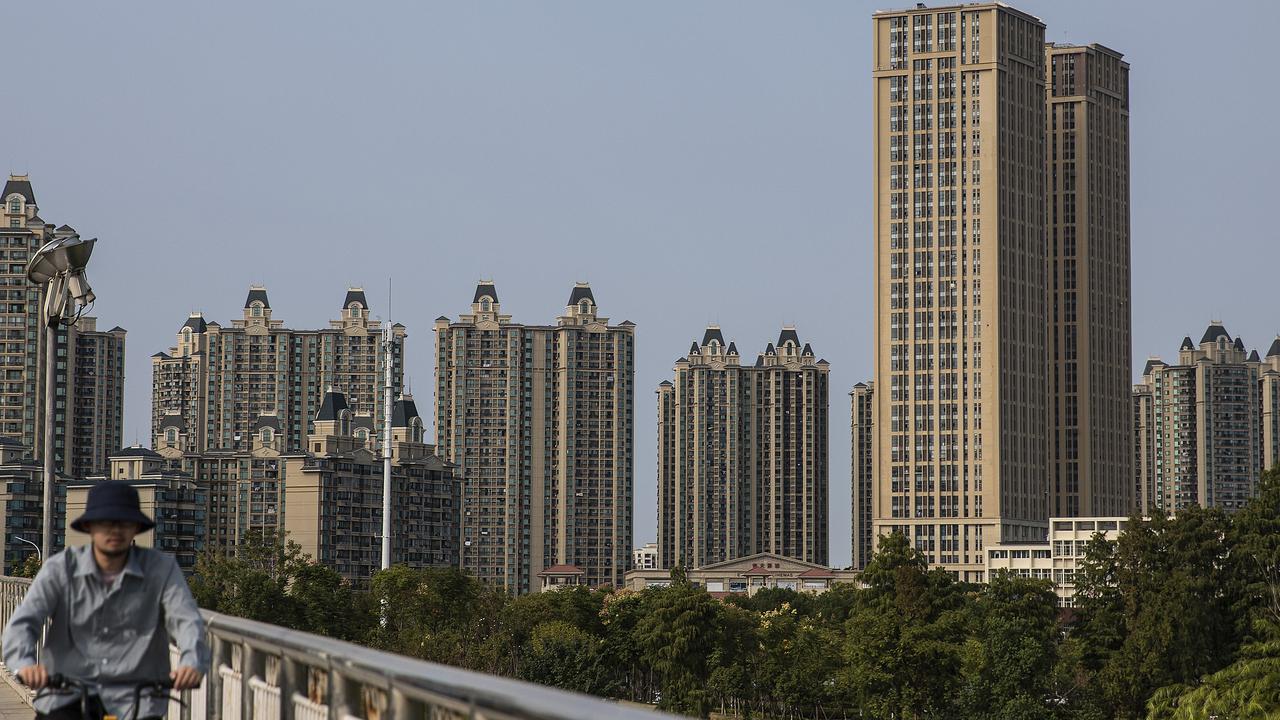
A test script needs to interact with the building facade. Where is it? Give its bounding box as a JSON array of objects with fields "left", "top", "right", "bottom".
[
  {"left": 1046, "top": 43, "right": 1132, "bottom": 518},
  {"left": 985, "top": 516, "right": 1128, "bottom": 607},
  {"left": 624, "top": 552, "right": 858, "bottom": 598},
  {"left": 1133, "top": 324, "right": 1272, "bottom": 513},
  {"left": 69, "top": 447, "right": 207, "bottom": 573},
  {"left": 283, "top": 390, "right": 461, "bottom": 584},
  {"left": 873, "top": 4, "right": 1049, "bottom": 581},
  {"left": 0, "top": 438, "right": 63, "bottom": 574},
  {"left": 657, "top": 326, "right": 829, "bottom": 570},
  {"left": 156, "top": 410, "right": 287, "bottom": 555},
  {"left": 69, "top": 318, "right": 127, "bottom": 480},
  {"left": 435, "top": 282, "right": 634, "bottom": 593},
  {"left": 633, "top": 542, "right": 658, "bottom": 571},
  {"left": 1, "top": 176, "right": 126, "bottom": 480},
  {"left": 850, "top": 382, "right": 875, "bottom": 570},
  {"left": 152, "top": 286, "right": 404, "bottom": 455}
]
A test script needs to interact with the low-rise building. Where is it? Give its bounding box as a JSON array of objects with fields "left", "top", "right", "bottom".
[
  {"left": 537, "top": 564, "right": 587, "bottom": 592},
  {"left": 624, "top": 552, "right": 858, "bottom": 598},
  {"left": 632, "top": 542, "right": 658, "bottom": 570},
  {"left": 282, "top": 390, "right": 462, "bottom": 584},
  {"left": 985, "top": 516, "right": 1129, "bottom": 607},
  {"left": 67, "top": 446, "right": 207, "bottom": 573}
]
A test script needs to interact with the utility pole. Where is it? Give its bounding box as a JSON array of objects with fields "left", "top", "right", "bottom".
[{"left": 381, "top": 317, "right": 394, "bottom": 570}]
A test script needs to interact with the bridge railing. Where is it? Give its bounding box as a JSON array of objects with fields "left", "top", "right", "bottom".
[{"left": 0, "top": 576, "right": 683, "bottom": 720}]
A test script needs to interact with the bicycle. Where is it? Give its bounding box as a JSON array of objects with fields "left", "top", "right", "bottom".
[{"left": 27, "top": 673, "right": 183, "bottom": 720}]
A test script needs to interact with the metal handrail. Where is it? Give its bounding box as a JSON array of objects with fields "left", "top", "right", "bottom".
[{"left": 0, "top": 576, "right": 683, "bottom": 720}]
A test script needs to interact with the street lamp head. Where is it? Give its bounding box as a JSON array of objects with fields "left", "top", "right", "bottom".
[
  {"left": 27, "top": 235, "right": 96, "bottom": 325},
  {"left": 27, "top": 235, "right": 95, "bottom": 284}
]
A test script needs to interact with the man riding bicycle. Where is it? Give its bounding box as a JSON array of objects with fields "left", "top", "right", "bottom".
[{"left": 2, "top": 481, "right": 209, "bottom": 719}]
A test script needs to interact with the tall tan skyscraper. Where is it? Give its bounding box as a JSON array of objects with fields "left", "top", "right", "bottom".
[
  {"left": 657, "top": 327, "right": 829, "bottom": 570},
  {"left": 1046, "top": 43, "right": 1132, "bottom": 517},
  {"left": 434, "top": 282, "right": 635, "bottom": 594},
  {"left": 2, "top": 176, "right": 126, "bottom": 481},
  {"left": 873, "top": 4, "right": 1048, "bottom": 580},
  {"left": 152, "top": 286, "right": 404, "bottom": 454}
]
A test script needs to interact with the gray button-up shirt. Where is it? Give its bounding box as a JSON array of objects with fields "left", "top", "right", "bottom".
[{"left": 2, "top": 545, "right": 210, "bottom": 719}]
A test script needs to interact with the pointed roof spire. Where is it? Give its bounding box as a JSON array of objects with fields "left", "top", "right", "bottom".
[
  {"left": 726, "top": 341, "right": 739, "bottom": 355},
  {"left": 244, "top": 286, "right": 270, "bottom": 309},
  {"left": 3, "top": 175, "right": 35, "bottom": 204},
  {"left": 343, "top": 287, "right": 368, "bottom": 309},
  {"left": 316, "top": 390, "right": 348, "bottom": 421},
  {"left": 1249, "top": 350, "right": 1261, "bottom": 363},
  {"left": 1180, "top": 336, "right": 1195, "bottom": 351},
  {"left": 1268, "top": 336, "right": 1280, "bottom": 358},
  {"left": 689, "top": 341, "right": 701, "bottom": 355},
  {"left": 1200, "top": 321, "right": 1230, "bottom": 344},
  {"left": 473, "top": 281, "right": 498, "bottom": 304},
  {"left": 392, "top": 393, "right": 420, "bottom": 428},
  {"left": 568, "top": 282, "right": 594, "bottom": 306},
  {"left": 802, "top": 343, "right": 814, "bottom": 356}
]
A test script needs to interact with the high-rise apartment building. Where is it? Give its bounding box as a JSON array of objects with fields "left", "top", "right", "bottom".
[
  {"left": 656, "top": 326, "right": 829, "bottom": 570},
  {"left": 435, "top": 282, "right": 635, "bottom": 594},
  {"left": 2, "top": 176, "right": 127, "bottom": 481},
  {"left": 850, "top": 382, "right": 875, "bottom": 570},
  {"left": 152, "top": 286, "right": 405, "bottom": 454},
  {"left": 68, "top": 318, "right": 127, "bottom": 479},
  {"left": 873, "top": 4, "right": 1048, "bottom": 580},
  {"left": 1046, "top": 43, "right": 1131, "bottom": 518},
  {"left": 1133, "top": 324, "right": 1273, "bottom": 513}
]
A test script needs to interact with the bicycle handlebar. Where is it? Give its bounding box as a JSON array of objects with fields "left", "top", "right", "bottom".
[{"left": 43, "top": 674, "right": 175, "bottom": 691}]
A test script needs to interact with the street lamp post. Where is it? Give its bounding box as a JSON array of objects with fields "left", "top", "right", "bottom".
[
  {"left": 13, "top": 534, "right": 41, "bottom": 564},
  {"left": 26, "top": 231, "right": 96, "bottom": 560}
]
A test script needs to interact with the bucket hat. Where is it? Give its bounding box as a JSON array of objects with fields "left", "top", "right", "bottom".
[{"left": 70, "top": 480, "right": 156, "bottom": 533}]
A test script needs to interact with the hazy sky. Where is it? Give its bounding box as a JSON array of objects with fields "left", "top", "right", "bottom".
[{"left": 7, "top": 1, "right": 1278, "bottom": 567}]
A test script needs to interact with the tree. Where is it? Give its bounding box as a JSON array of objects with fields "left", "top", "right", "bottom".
[
  {"left": 1075, "top": 508, "right": 1244, "bottom": 719},
  {"left": 12, "top": 553, "right": 40, "bottom": 579},
  {"left": 842, "top": 532, "right": 964, "bottom": 719},
  {"left": 957, "top": 573, "right": 1059, "bottom": 720},
  {"left": 519, "top": 620, "right": 610, "bottom": 695},
  {"left": 1147, "top": 620, "right": 1280, "bottom": 719},
  {"left": 634, "top": 582, "right": 724, "bottom": 715}
]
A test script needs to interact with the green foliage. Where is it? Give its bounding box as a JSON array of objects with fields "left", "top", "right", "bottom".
[
  {"left": 958, "top": 573, "right": 1059, "bottom": 720},
  {"left": 1075, "top": 508, "right": 1244, "bottom": 718},
  {"left": 189, "top": 529, "right": 370, "bottom": 640},
  {"left": 13, "top": 553, "right": 40, "bottom": 579},
  {"left": 635, "top": 581, "right": 724, "bottom": 714},
  {"left": 185, "top": 475, "right": 1280, "bottom": 719},
  {"left": 840, "top": 532, "right": 966, "bottom": 719},
  {"left": 1146, "top": 621, "right": 1280, "bottom": 719}
]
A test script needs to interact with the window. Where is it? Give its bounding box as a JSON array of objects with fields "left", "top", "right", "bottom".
[
  {"left": 165, "top": 428, "right": 178, "bottom": 446},
  {"left": 261, "top": 428, "right": 273, "bottom": 444},
  {"left": 7, "top": 198, "right": 19, "bottom": 214},
  {"left": 579, "top": 301, "right": 590, "bottom": 314},
  {"left": 251, "top": 303, "right": 263, "bottom": 317},
  {"left": 481, "top": 300, "right": 491, "bottom": 312}
]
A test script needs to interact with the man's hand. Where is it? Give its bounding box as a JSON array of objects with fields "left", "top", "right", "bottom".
[
  {"left": 16, "top": 664, "right": 48, "bottom": 689},
  {"left": 170, "top": 666, "right": 203, "bottom": 691}
]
